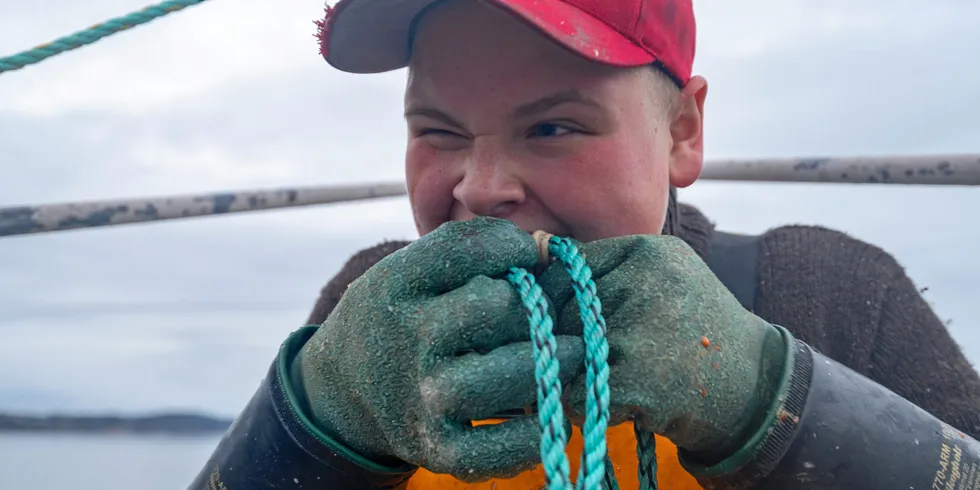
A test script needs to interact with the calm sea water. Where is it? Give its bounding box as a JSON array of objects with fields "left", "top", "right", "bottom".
[{"left": 0, "top": 433, "right": 222, "bottom": 489}]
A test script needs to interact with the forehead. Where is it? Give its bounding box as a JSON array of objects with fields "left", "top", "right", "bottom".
[{"left": 405, "top": 0, "right": 641, "bottom": 109}]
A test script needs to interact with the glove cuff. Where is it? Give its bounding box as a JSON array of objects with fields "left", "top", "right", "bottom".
[
  {"left": 277, "top": 325, "right": 419, "bottom": 477},
  {"left": 678, "top": 324, "right": 809, "bottom": 487},
  {"left": 188, "top": 325, "right": 416, "bottom": 489}
]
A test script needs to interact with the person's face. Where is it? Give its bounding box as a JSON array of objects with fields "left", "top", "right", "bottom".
[{"left": 404, "top": 0, "right": 707, "bottom": 242}]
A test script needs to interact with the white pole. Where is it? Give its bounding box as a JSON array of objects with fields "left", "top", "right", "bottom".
[
  {"left": 700, "top": 154, "right": 980, "bottom": 185},
  {"left": 2, "top": 154, "right": 978, "bottom": 238},
  {"left": 0, "top": 182, "right": 408, "bottom": 238}
]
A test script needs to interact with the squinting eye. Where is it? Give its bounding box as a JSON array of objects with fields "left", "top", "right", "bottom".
[
  {"left": 529, "top": 123, "right": 574, "bottom": 138},
  {"left": 419, "top": 128, "right": 459, "bottom": 137}
]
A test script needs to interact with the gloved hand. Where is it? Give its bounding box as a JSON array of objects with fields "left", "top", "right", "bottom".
[
  {"left": 536, "top": 233, "right": 792, "bottom": 462},
  {"left": 291, "top": 217, "right": 586, "bottom": 481}
]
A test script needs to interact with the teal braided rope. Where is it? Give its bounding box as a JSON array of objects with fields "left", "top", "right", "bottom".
[
  {"left": 507, "top": 267, "right": 572, "bottom": 490},
  {"left": 636, "top": 428, "right": 659, "bottom": 490},
  {"left": 506, "top": 233, "right": 657, "bottom": 489},
  {"left": 0, "top": 0, "right": 211, "bottom": 75},
  {"left": 602, "top": 453, "right": 621, "bottom": 490},
  {"left": 547, "top": 237, "right": 612, "bottom": 490}
]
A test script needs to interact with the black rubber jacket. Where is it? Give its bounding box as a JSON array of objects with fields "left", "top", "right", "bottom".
[{"left": 187, "top": 326, "right": 980, "bottom": 489}]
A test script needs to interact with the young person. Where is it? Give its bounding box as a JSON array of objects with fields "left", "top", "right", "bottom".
[{"left": 190, "top": 0, "right": 980, "bottom": 488}]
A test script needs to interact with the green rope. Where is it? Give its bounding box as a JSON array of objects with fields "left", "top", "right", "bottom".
[
  {"left": 506, "top": 234, "right": 659, "bottom": 489},
  {"left": 0, "top": 0, "right": 211, "bottom": 75}
]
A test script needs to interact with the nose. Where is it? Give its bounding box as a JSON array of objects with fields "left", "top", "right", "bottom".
[{"left": 452, "top": 142, "right": 525, "bottom": 218}]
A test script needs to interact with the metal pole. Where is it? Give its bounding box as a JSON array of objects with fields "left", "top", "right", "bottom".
[
  {"left": 699, "top": 154, "right": 980, "bottom": 185},
  {"left": 0, "top": 182, "right": 408, "bottom": 238},
  {"left": 2, "top": 154, "right": 978, "bottom": 239}
]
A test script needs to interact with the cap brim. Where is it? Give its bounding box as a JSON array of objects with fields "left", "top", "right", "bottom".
[{"left": 321, "top": 0, "right": 656, "bottom": 74}]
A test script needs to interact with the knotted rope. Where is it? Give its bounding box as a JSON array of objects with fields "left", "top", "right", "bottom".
[
  {"left": 0, "top": 0, "right": 210, "bottom": 75},
  {"left": 506, "top": 232, "right": 659, "bottom": 490}
]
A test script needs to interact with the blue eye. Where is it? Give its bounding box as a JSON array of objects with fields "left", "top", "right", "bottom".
[{"left": 529, "top": 123, "right": 573, "bottom": 138}]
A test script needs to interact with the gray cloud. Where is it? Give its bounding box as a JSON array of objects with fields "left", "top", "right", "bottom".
[{"left": 0, "top": 0, "right": 978, "bottom": 417}]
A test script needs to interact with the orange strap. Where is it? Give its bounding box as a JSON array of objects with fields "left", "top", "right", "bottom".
[{"left": 405, "top": 422, "right": 703, "bottom": 489}]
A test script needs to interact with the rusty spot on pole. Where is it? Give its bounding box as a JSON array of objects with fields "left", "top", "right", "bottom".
[
  {"left": 55, "top": 205, "right": 130, "bottom": 230},
  {"left": 793, "top": 158, "right": 829, "bottom": 171},
  {"left": 134, "top": 203, "right": 159, "bottom": 218},
  {"left": 0, "top": 207, "right": 44, "bottom": 235},
  {"left": 210, "top": 194, "right": 235, "bottom": 213}
]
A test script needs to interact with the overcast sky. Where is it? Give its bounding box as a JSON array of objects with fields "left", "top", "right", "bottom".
[{"left": 0, "top": 0, "right": 978, "bottom": 418}]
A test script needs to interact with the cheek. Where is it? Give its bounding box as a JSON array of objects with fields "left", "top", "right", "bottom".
[
  {"left": 406, "top": 143, "right": 459, "bottom": 234},
  {"left": 533, "top": 137, "right": 668, "bottom": 240}
]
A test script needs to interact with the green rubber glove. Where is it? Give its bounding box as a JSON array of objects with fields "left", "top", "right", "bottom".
[
  {"left": 536, "top": 233, "right": 791, "bottom": 462},
  {"left": 292, "top": 217, "right": 586, "bottom": 481}
]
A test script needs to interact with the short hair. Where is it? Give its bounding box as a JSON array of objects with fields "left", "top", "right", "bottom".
[{"left": 644, "top": 64, "right": 682, "bottom": 123}]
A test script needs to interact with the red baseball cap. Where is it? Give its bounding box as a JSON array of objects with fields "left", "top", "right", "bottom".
[{"left": 315, "top": 0, "right": 696, "bottom": 86}]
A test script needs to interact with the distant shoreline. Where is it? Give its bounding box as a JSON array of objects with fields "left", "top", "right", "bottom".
[{"left": 0, "top": 412, "right": 232, "bottom": 435}]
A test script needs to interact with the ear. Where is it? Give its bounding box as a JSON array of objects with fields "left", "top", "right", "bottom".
[{"left": 668, "top": 75, "right": 708, "bottom": 188}]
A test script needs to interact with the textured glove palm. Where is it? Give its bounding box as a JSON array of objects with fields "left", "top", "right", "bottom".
[
  {"left": 292, "top": 217, "right": 586, "bottom": 481},
  {"left": 537, "top": 233, "right": 790, "bottom": 461}
]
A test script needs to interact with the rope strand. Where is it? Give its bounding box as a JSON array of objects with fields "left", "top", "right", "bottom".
[
  {"left": 507, "top": 267, "right": 572, "bottom": 490},
  {"left": 505, "top": 232, "right": 658, "bottom": 489},
  {"left": 0, "top": 0, "right": 210, "bottom": 75}
]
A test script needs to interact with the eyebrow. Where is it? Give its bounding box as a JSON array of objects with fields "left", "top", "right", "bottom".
[
  {"left": 403, "top": 107, "right": 465, "bottom": 129},
  {"left": 512, "top": 89, "right": 603, "bottom": 119},
  {"left": 403, "top": 89, "right": 602, "bottom": 127}
]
